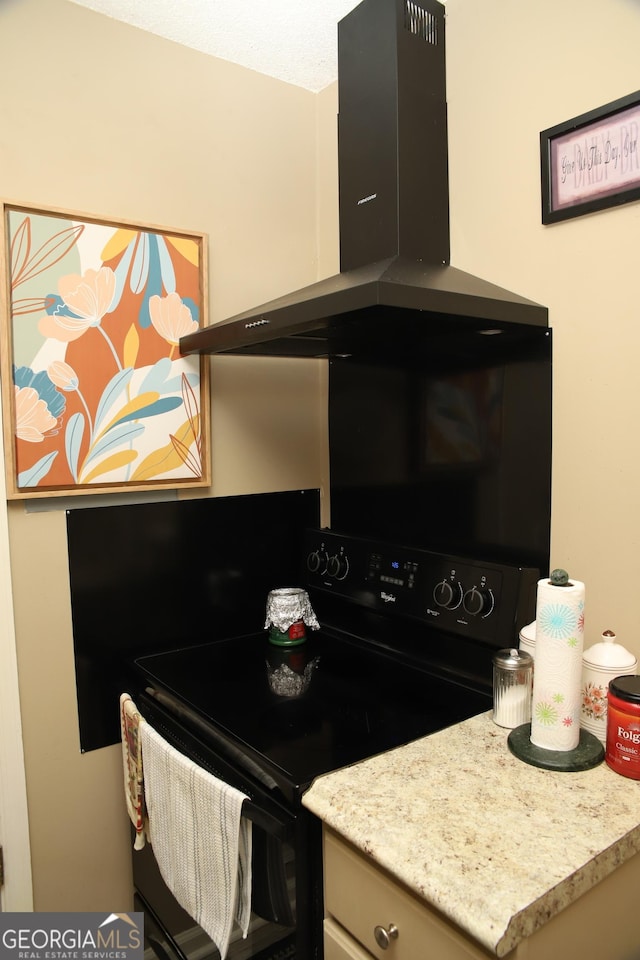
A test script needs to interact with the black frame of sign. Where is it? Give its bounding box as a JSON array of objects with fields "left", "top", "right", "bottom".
[{"left": 540, "top": 89, "right": 640, "bottom": 224}]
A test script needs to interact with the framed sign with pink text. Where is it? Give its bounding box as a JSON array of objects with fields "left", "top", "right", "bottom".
[
  {"left": 0, "top": 201, "right": 210, "bottom": 498},
  {"left": 541, "top": 90, "right": 640, "bottom": 224}
]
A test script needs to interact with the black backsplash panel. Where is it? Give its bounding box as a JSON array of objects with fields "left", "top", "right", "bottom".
[
  {"left": 67, "top": 489, "right": 320, "bottom": 752},
  {"left": 329, "top": 325, "right": 552, "bottom": 574}
]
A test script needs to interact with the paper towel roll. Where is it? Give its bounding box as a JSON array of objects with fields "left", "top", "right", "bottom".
[{"left": 530, "top": 575, "right": 585, "bottom": 751}]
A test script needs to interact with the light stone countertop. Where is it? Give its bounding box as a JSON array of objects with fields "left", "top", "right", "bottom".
[{"left": 302, "top": 711, "right": 640, "bottom": 957}]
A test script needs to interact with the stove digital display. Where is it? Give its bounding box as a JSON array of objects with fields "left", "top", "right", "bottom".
[{"left": 370, "top": 553, "right": 418, "bottom": 590}]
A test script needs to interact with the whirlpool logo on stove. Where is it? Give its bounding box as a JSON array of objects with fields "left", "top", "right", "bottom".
[
  {"left": 0, "top": 912, "right": 144, "bottom": 960},
  {"left": 380, "top": 591, "right": 397, "bottom": 603}
]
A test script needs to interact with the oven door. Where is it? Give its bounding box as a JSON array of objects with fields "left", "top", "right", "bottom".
[{"left": 134, "top": 693, "right": 320, "bottom": 960}]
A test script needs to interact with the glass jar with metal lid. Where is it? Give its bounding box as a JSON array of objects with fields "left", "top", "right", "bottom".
[{"left": 492, "top": 647, "right": 533, "bottom": 729}]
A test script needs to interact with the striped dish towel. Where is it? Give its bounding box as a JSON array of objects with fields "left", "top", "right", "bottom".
[
  {"left": 140, "top": 722, "right": 252, "bottom": 959},
  {"left": 119, "top": 694, "right": 147, "bottom": 850}
]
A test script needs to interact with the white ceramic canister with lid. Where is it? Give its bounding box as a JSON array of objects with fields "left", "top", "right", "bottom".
[
  {"left": 518, "top": 621, "right": 536, "bottom": 660},
  {"left": 581, "top": 630, "right": 638, "bottom": 743}
]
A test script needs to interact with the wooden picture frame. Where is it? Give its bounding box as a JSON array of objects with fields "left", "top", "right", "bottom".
[
  {"left": 541, "top": 90, "right": 640, "bottom": 224},
  {"left": 0, "top": 201, "right": 210, "bottom": 498}
]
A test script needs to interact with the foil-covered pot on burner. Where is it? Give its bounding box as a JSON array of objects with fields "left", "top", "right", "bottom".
[
  {"left": 265, "top": 587, "right": 320, "bottom": 697},
  {"left": 264, "top": 586, "right": 319, "bottom": 646}
]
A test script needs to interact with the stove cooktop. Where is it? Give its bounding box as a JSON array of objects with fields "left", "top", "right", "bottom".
[{"left": 133, "top": 629, "right": 492, "bottom": 802}]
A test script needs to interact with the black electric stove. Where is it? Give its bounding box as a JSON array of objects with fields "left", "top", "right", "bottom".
[
  {"left": 130, "top": 528, "right": 539, "bottom": 960},
  {"left": 132, "top": 527, "right": 539, "bottom": 803},
  {"left": 133, "top": 626, "right": 492, "bottom": 806}
]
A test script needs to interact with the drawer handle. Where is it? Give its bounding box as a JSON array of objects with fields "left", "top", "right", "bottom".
[{"left": 374, "top": 923, "right": 399, "bottom": 950}]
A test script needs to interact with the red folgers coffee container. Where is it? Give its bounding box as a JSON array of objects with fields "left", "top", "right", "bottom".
[{"left": 605, "top": 675, "right": 640, "bottom": 779}]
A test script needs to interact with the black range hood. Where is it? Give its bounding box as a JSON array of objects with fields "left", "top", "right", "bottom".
[{"left": 181, "top": 0, "right": 547, "bottom": 360}]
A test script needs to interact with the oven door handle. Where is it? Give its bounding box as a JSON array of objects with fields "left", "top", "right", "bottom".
[
  {"left": 143, "top": 686, "right": 280, "bottom": 791},
  {"left": 138, "top": 690, "right": 292, "bottom": 840},
  {"left": 242, "top": 799, "right": 288, "bottom": 839}
]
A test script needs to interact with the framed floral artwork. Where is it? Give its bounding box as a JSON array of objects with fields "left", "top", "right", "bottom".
[{"left": 0, "top": 202, "right": 210, "bottom": 498}]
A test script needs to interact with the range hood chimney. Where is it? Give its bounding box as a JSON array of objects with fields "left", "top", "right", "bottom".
[{"left": 181, "top": 0, "right": 547, "bottom": 360}]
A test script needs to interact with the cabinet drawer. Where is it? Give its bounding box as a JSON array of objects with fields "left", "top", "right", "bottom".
[
  {"left": 323, "top": 829, "right": 494, "bottom": 960},
  {"left": 324, "top": 918, "right": 372, "bottom": 960}
]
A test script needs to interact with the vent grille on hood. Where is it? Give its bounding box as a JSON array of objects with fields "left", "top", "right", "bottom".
[
  {"left": 181, "top": 0, "right": 547, "bottom": 359},
  {"left": 404, "top": 1, "right": 438, "bottom": 41}
]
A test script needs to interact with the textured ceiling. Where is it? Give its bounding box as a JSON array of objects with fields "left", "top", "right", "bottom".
[{"left": 67, "top": 0, "right": 365, "bottom": 92}]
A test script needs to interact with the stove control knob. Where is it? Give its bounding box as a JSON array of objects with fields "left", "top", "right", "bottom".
[
  {"left": 462, "top": 585, "right": 495, "bottom": 617},
  {"left": 433, "top": 579, "right": 462, "bottom": 610},
  {"left": 327, "top": 552, "right": 349, "bottom": 580},
  {"left": 307, "top": 549, "right": 328, "bottom": 575}
]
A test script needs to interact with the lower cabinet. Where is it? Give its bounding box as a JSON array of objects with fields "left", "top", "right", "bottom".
[
  {"left": 325, "top": 917, "right": 384, "bottom": 960},
  {"left": 322, "top": 826, "right": 640, "bottom": 960},
  {"left": 323, "top": 829, "right": 493, "bottom": 960}
]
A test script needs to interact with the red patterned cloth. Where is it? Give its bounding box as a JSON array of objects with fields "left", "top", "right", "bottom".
[{"left": 120, "top": 694, "right": 147, "bottom": 849}]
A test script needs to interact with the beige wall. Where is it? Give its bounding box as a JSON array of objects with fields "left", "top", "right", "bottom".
[
  {"left": 3, "top": 0, "right": 640, "bottom": 916},
  {"left": 0, "top": 0, "right": 328, "bottom": 910},
  {"left": 445, "top": 0, "right": 640, "bottom": 659}
]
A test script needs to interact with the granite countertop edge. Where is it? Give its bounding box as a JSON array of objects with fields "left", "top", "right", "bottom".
[
  {"left": 302, "top": 711, "right": 640, "bottom": 957},
  {"left": 494, "top": 830, "right": 640, "bottom": 955}
]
